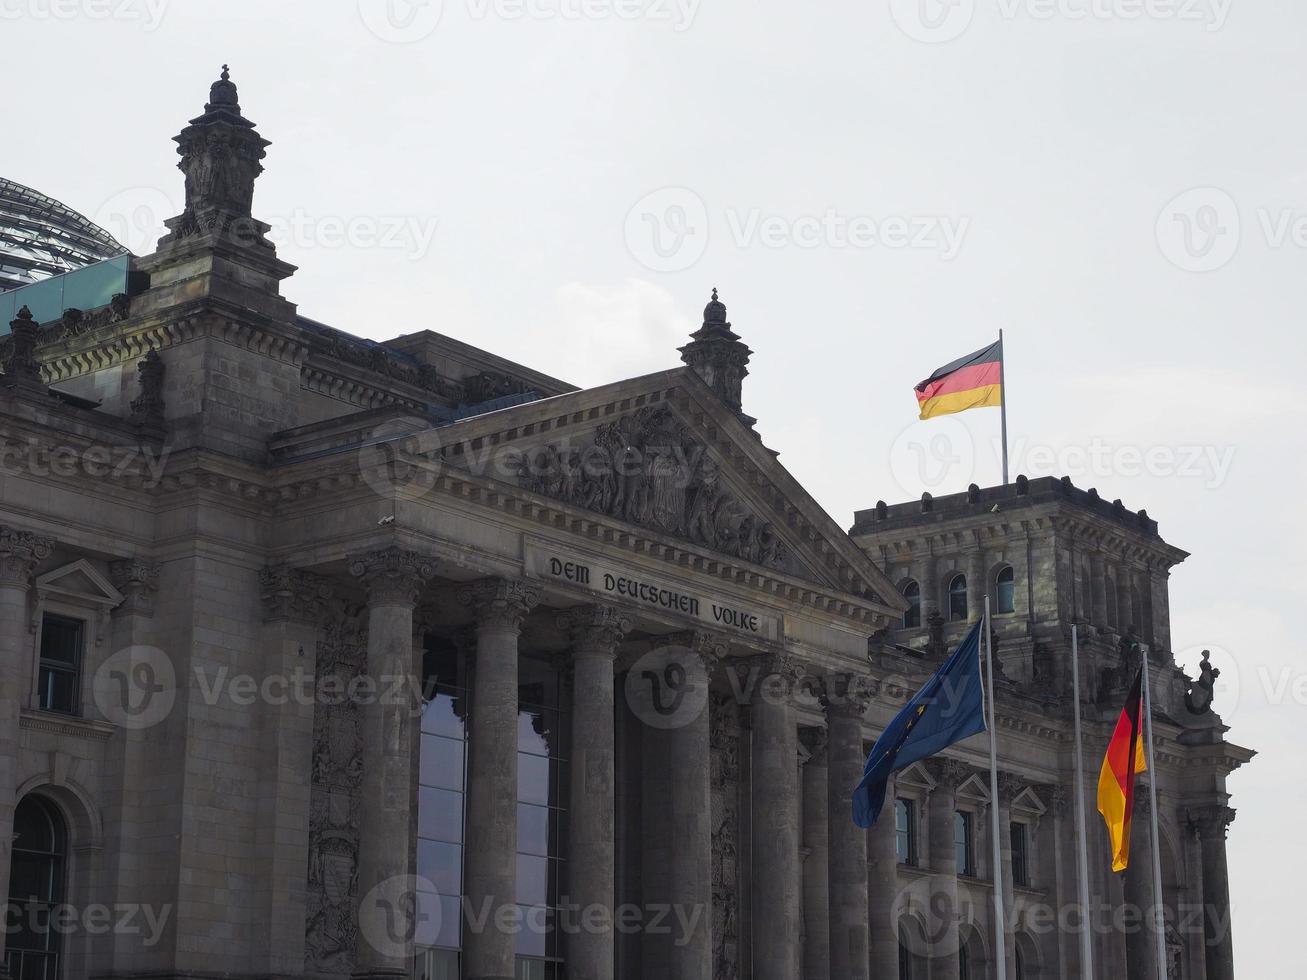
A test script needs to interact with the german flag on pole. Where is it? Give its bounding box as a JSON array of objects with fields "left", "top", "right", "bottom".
[
  {"left": 1097, "top": 667, "right": 1148, "bottom": 872},
  {"left": 914, "top": 339, "right": 1004, "bottom": 420}
]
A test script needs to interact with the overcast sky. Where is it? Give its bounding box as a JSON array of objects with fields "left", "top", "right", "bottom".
[{"left": 9, "top": 0, "right": 1304, "bottom": 973}]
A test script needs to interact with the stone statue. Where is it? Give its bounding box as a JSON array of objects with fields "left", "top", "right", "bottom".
[{"left": 1184, "top": 649, "right": 1221, "bottom": 715}]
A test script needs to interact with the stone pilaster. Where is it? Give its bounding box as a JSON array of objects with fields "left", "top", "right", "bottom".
[
  {"left": 348, "top": 548, "right": 435, "bottom": 979},
  {"left": 917, "top": 553, "right": 939, "bottom": 625},
  {"left": 750, "top": 654, "right": 802, "bottom": 980},
  {"left": 459, "top": 578, "right": 541, "bottom": 980},
  {"left": 925, "top": 758, "right": 971, "bottom": 979},
  {"left": 558, "top": 604, "right": 631, "bottom": 980},
  {"left": 255, "top": 566, "right": 332, "bottom": 975},
  {"left": 799, "top": 727, "right": 830, "bottom": 980},
  {"left": 0, "top": 526, "right": 53, "bottom": 976},
  {"left": 966, "top": 549, "right": 987, "bottom": 622},
  {"left": 1116, "top": 564, "right": 1135, "bottom": 634},
  {"left": 1090, "top": 553, "right": 1109, "bottom": 629},
  {"left": 996, "top": 772, "right": 1024, "bottom": 971},
  {"left": 822, "top": 673, "right": 874, "bottom": 980},
  {"left": 1189, "top": 805, "right": 1236, "bottom": 980},
  {"left": 867, "top": 768, "right": 900, "bottom": 980}
]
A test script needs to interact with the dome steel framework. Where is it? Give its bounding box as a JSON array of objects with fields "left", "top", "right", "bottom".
[{"left": 0, "top": 178, "right": 125, "bottom": 292}]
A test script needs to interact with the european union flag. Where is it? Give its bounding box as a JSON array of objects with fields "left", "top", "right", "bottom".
[{"left": 853, "top": 620, "right": 988, "bottom": 828}]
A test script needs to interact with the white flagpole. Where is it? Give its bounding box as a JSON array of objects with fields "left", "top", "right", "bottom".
[
  {"left": 998, "top": 329, "right": 1010, "bottom": 485},
  {"left": 1140, "top": 645, "right": 1168, "bottom": 980},
  {"left": 1070, "top": 625, "right": 1096, "bottom": 978},
  {"left": 983, "top": 595, "right": 1009, "bottom": 980}
]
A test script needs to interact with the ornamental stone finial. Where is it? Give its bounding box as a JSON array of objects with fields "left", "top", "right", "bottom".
[
  {"left": 6, "top": 306, "right": 43, "bottom": 386},
  {"left": 0, "top": 526, "right": 54, "bottom": 588},
  {"left": 260, "top": 565, "right": 334, "bottom": 624},
  {"left": 110, "top": 558, "right": 162, "bottom": 617},
  {"left": 163, "top": 64, "right": 271, "bottom": 244},
  {"left": 459, "top": 577, "right": 541, "bottom": 631},
  {"left": 558, "top": 604, "right": 632, "bottom": 654},
  {"left": 347, "top": 547, "right": 435, "bottom": 607},
  {"left": 679, "top": 287, "right": 753, "bottom": 414}
]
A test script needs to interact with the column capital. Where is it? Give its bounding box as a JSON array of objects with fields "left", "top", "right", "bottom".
[
  {"left": 0, "top": 526, "right": 53, "bottom": 588},
  {"left": 259, "top": 565, "right": 333, "bottom": 624},
  {"left": 996, "top": 771, "right": 1026, "bottom": 805},
  {"left": 820, "top": 672, "right": 876, "bottom": 720},
  {"left": 348, "top": 547, "right": 436, "bottom": 607},
  {"left": 799, "top": 725, "right": 828, "bottom": 766},
  {"left": 109, "top": 558, "right": 161, "bottom": 617},
  {"left": 460, "top": 577, "right": 541, "bottom": 631},
  {"left": 1187, "top": 804, "right": 1236, "bottom": 841},
  {"left": 665, "top": 628, "right": 730, "bottom": 670},
  {"left": 558, "top": 603, "right": 632, "bottom": 655},
  {"left": 925, "top": 757, "right": 971, "bottom": 792}
]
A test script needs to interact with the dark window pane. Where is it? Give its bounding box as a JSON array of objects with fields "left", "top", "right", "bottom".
[
  {"left": 902, "top": 581, "right": 921, "bottom": 629},
  {"left": 421, "top": 735, "right": 465, "bottom": 791},
  {"left": 997, "top": 567, "right": 1016, "bottom": 614},
  {"left": 39, "top": 617, "right": 81, "bottom": 666},
  {"left": 514, "top": 907, "right": 549, "bottom": 957},
  {"left": 518, "top": 709, "right": 556, "bottom": 757},
  {"left": 949, "top": 575, "right": 968, "bottom": 622}
]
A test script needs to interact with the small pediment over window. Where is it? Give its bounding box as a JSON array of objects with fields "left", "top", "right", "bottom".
[{"left": 35, "top": 560, "right": 124, "bottom": 610}]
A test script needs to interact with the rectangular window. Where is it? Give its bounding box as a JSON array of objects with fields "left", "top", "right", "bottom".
[
  {"left": 894, "top": 798, "right": 917, "bottom": 866},
  {"left": 954, "top": 811, "right": 974, "bottom": 876},
  {"left": 1011, "top": 822, "right": 1029, "bottom": 887},
  {"left": 38, "top": 614, "right": 83, "bottom": 715}
]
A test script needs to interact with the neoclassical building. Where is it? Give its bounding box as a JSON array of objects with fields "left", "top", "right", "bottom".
[{"left": 0, "top": 68, "right": 1247, "bottom": 980}]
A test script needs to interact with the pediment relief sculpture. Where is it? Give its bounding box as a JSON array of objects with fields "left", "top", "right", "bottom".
[{"left": 513, "top": 405, "right": 790, "bottom": 571}]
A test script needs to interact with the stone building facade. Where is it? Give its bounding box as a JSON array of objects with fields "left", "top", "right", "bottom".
[{"left": 0, "top": 69, "right": 1247, "bottom": 980}]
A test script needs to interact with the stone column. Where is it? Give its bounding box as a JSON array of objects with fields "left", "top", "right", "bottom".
[
  {"left": 867, "top": 770, "right": 900, "bottom": 979},
  {"left": 559, "top": 605, "right": 631, "bottom": 980},
  {"left": 0, "top": 527, "right": 53, "bottom": 977},
  {"left": 1189, "top": 806, "right": 1236, "bottom": 980},
  {"left": 966, "top": 549, "right": 987, "bottom": 622},
  {"left": 348, "top": 547, "right": 435, "bottom": 979},
  {"left": 822, "top": 673, "right": 873, "bottom": 980},
  {"left": 459, "top": 578, "right": 541, "bottom": 980},
  {"left": 799, "top": 727, "right": 831, "bottom": 980},
  {"left": 751, "top": 654, "right": 802, "bottom": 980},
  {"left": 925, "top": 759, "right": 970, "bottom": 980},
  {"left": 996, "top": 772, "right": 1023, "bottom": 972},
  {"left": 1090, "top": 553, "right": 1109, "bottom": 629},
  {"left": 666, "top": 631, "right": 722, "bottom": 980},
  {"left": 1150, "top": 568, "right": 1173, "bottom": 653}
]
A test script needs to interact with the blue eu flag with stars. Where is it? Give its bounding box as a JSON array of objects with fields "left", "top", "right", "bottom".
[{"left": 853, "top": 620, "right": 988, "bottom": 828}]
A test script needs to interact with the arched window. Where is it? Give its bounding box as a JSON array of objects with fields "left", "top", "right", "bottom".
[
  {"left": 6, "top": 795, "right": 67, "bottom": 979},
  {"left": 898, "top": 928, "right": 912, "bottom": 980},
  {"left": 1015, "top": 943, "right": 1028, "bottom": 980},
  {"left": 996, "top": 566, "right": 1016, "bottom": 615},
  {"left": 902, "top": 581, "right": 921, "bottom": 629},
  {"left": 948, "top": 574, "right": 968, "bottom": 622},
  {"left": 959, "top": 940, "right": 971, "bottom": 980}
]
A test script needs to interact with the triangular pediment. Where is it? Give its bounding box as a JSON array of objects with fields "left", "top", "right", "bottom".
[
  {"left": 425, "top": 367, "right": 905, "bottom": 619},
  {"left": 35, "top": 559, "right": 123, "bottom": 608}
]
